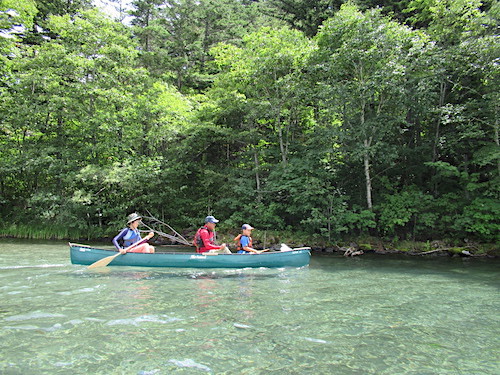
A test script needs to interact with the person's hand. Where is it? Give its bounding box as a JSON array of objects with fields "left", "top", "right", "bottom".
[
  {"left": 119, "top": 248, "right": 127, "bottom": 254},
  {"left": 147, "top": 232, "right": 154, "bottom": 239}
]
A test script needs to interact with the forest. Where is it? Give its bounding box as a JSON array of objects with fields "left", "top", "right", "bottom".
[{"left": 0, "top": 0, "right": 498, "bottom": 250}]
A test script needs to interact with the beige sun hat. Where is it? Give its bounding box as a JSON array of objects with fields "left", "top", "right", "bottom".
[{"left": 127, "top": 213, "right": 142, "bottom": 224}]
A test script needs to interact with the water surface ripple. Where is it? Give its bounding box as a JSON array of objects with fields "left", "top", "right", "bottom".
[{"left": 0, "top": 240, "right": 498, "bottom": 374}]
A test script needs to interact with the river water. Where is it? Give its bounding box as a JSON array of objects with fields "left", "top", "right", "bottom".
[{"left": 0, "top": 239, "right": 498, "bottom": 374}]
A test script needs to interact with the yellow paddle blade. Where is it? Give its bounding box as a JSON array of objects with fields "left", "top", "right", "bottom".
[{"left": 88, "top": 253, "right": 120, "bottom": 269}]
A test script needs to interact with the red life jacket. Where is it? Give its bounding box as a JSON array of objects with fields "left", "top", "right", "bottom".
[{"left": 193, "top": 226, "right": 215, "bottom": 253}]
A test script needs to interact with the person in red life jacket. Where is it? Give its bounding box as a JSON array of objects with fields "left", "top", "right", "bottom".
[
  {"left": 112, "top": 213, "right": 155, "bottom": 254},
  {"left": 193, "top": 216, "right": 231, "bottom": 254},
  {"left": 234, "top": 224, "right": 266, "bottom": 254}
]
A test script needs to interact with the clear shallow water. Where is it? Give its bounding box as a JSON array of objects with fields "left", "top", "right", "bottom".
[{"left": 0, "top": 239, "right": 498, "bottom": 375}]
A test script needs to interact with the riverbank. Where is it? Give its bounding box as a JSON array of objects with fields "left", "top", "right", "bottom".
[
  {"left": 1, "top": 225, "right": 498, "bottom": 258},
  {"left": 307, "top": 241, "right": 500, "bottom": 258},
  {"left": 244, "top": 237, "right": 500, "bottom": 258},
  {"left": 211, "top": 230, "right": 499, "bottom": 258}
]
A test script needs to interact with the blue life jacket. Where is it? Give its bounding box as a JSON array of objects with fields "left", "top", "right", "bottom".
[{"left": 121, "top": 228, "right": 141, "bottom": 247}]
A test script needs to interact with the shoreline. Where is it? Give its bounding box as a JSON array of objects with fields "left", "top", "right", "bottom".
[
  {"left": 308, "top": 246, "right": 498, "bottom": 258},
  {"left": 1, "top": 232, "right": 498, "bottom": 258},
  {"left": 301, "top": 241, "right": 498, "bottom": 258}
]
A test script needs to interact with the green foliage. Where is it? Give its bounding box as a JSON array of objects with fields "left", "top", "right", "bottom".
[
  {"left": 343, "top": 207, "right": 377, "bottom": 234},
  {"left": 0, "top": 0, "right": 37, "bottom": 79},
  {"left": 377, "top": 187, "right": 437, "bottom": 238},
  {"left": 262, "top": 0, "right": 342, "bottom": 37},
  {"left": 72, "top": 158, "right": 164, "bottom": 223},
  {"left": 405, "top": 0, "right": 487, "bottom": 43},
  {"left": 0, "top": 0, "right": 498, "bottom": 246},
  {"left": 311, "top": 3, "right": 430, "bottom": 209},
  {"left": 454, "top": 198, "right": 500, "bottom": 242},
  {"left": 130, "top": 0, "right": 272, "bottom": 90}
]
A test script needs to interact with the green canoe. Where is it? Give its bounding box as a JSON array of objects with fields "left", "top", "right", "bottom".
[{"left": 69, "top": 243, "right": 311, "bottom": 268}]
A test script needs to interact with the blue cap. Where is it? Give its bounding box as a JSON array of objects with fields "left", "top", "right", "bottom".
[
  {"left": 205, "top": 215, "right": 219, "bottom": 224},
  {"left": 242, "top": 224, "right": 254, "bottom": 230}
]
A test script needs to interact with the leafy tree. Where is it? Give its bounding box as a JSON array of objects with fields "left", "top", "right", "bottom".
[
  {"left": 129, "top": 0, "right": 164, "bottom": 52},
  {"left": 129, "top": 0, "right": 271, "bottom": 91},
  {"left": 207, "top": 27, "right": 351, "bottom": 234},
  {"left": 22, "top": 0, "right": 93, "bottom": 45},
  {"left": 454, "top": 197, "right": 500, "bottom": 242},
  {"left": 404, "top": 0, "right": 496, "bottom": 38},
  {"left": 211, "top": 26, "right": 313, "bottom": 165},
  {"left": 0, "top": 0, "right": 37, "bottom": 75},
  {"left": 0, "top": 9, "right": 192, "bottom": 228},
  {"left": 377, "top": 186, "right": 437, "bottom": 239},
  {"left": 311, "top": 3, "right": 428, "bottom": 211},
  {"left": 421, "top": 1, "right": 499, "bottom": 241}
]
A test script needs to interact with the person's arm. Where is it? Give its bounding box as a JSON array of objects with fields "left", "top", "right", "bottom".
[
  {"left": 243, "top": 246, "right": 259, "bottom": 253},
  {"left": 200, "top": 229, "right": 225, "bottom": 251},
  {"left": 143, "top": 232, "right": 154, "bottom": 241},
  {"left": 112, "top": 228, "right": 128, "bottom": 250}
]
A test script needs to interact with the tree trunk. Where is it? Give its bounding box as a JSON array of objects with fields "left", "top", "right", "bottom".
[
  {"left": 361, "top": 100, "right": 373, "bottom": 210},
  {"left": 253, "top": 149, "right": 262, "bottom": 202},
  {"left": 277, "top": 115, "right": 287, "bottom": 165},
  {"left": 494, "top": 103, "right": 500, "bottom": 178},
  {"left": 432, "top": 80, "right": 447, "bottom": 162},
  {"left": 363, "top": 140, "right": 373, "bottom": 210}
]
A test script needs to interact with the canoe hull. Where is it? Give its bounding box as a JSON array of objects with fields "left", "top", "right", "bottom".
[{"left": 70, "top": 244, "right": 310, "bottom": 268}]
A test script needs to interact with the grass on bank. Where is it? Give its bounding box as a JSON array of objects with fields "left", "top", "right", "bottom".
[{"left": 0, "top": 223, "right": 109, "bottom": 241}]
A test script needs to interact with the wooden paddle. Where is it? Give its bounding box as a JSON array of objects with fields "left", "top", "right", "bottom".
[
  {"left": 87, "top": 251, "right": 122, "bottom": 269},
  {"left": 87, "top": 237, "right": 149, "bottom": 269}
]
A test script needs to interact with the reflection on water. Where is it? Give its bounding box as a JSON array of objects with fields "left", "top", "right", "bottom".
[{"left": 0, "top": 239, "right": 499, "bottom": 374}]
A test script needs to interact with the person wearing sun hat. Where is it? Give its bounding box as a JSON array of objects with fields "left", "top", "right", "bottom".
[
  {"left": 112, "top": 213, "right": 155, "bottom": 253},
  {"left": 193, "top": 215, "right": 230, "bottom": 254},
  {"left": 234, "top": 224, "right": 265, "bottom": 254}
]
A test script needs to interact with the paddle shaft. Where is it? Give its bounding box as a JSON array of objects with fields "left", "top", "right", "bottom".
[{"left": 87, "top": 237, "right": 150, "bottom": 269}]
